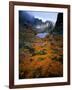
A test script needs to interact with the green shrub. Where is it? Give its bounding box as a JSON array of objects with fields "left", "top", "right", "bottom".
[
  {"left": 38, "top": 57, "right": 44, "bottom": 61},
  {"left": 35, "top": 50, "right": 47, "bottom": 55}
]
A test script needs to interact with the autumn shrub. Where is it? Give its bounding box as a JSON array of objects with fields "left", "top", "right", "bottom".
[{"left": 47, "top": 61, "right": 63, "bottom": 77}]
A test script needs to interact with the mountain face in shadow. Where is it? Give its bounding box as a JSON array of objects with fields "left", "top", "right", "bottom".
[
  {"left": 52, "top": 13, "right": 63, "bottom": 35},
  {"left": 19, "top": 11, "right": 35, "bottom": 27},
  {"left": 55, "top": 13, "right": 63, "bottom": 26}
]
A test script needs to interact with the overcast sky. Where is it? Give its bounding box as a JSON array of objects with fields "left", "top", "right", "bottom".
[{"left": 27, "top": 11, "right": 58, "bottom": 23}]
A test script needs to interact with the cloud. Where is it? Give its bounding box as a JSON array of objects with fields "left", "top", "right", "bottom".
[{"left": 34, "top": 20, "right": 54, "bottom": 33}]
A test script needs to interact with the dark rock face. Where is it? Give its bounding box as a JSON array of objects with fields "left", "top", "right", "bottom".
[
  {"left": 52, "top": 13, "right": 63, "bottom": 35},
  {"left": 19, "top": 11, "right": 35, "bottom": 26},
  {"left": 55, "top": 13, "right": 63, "bottom": 26}
]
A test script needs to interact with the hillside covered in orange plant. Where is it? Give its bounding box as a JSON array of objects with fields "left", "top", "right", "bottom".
[{"left": 19, "top": 34, "right": 63, "bottom": 78}]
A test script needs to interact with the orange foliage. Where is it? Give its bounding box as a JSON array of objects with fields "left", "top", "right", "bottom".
[{"left": 19, "top": 35, "right": 63, "bottom": 79}]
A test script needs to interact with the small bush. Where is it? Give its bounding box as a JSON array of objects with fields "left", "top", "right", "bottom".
[
  {"left": 35, "top": 50, "right": 47, "bottom": 55},
  {"left": 38, "top": 57, "right": 44, "bottom": 61}
]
